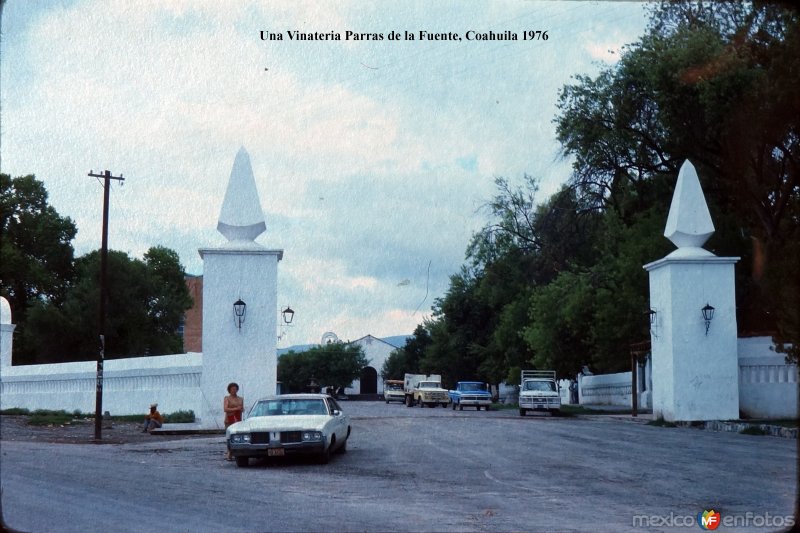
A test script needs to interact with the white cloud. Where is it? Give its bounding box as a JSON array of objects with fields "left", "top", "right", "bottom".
[{"left": 2, "top": 1, "right": 648, "bottom": 345}]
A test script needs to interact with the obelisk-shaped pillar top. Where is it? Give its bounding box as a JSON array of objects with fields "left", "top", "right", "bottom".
[
  {"left": 217, "top": 147, "right": 267, "bottom": 242},
  {"left": 663, "top": 160, "right": 715, "bottom": 256}
]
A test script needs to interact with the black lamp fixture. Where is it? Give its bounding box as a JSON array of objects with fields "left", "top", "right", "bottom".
[
  {"left": 701, "top": 303, "right": 715, "bottom": 335},
  {"left": 282, "top": 306, "right": 295, "bottom": 325},
  {"left": 233, "top": 298, "right": 247, "bottom": 330},
  {"left": 647, "top": 308, "right": 657, "bottom": 327}
]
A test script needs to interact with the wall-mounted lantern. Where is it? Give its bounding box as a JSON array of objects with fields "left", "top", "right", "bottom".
[
  {"left": 647, "top": 308, "right": 657, "bottom": 327},
  {"left": 647, "top": 308, "right": 658, "bottom": 339},
  {"left": 233, "top": 299, "right": 247, "bottom": 330},
  {"left": 282, "top": 306, "right": 295, "bottom": 325},
  {"left": 701, "top": 303, "right": 715, "bottom": 336}
]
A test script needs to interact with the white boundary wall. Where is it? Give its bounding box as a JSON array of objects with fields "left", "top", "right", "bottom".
[
  {"left": 578, "top": 337, "right": 797, "bottom": 419},
  {"left": 578, "top": 371, "right": 632, "bottom": 406},
  {"left": 738, "top": 337, "right": 797, "bottom": 419},
  {"left": 0, "top": 353, "right": 204, "bottom": 417}
]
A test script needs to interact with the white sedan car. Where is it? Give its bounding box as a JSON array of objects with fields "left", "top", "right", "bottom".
[{"left": 226, "top": 394, "right": 351, "bottom": 467}]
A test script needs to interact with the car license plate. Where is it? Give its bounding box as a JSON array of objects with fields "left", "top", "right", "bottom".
[{"left": 267, "top": 448, "right": 285, "bottom": 457}]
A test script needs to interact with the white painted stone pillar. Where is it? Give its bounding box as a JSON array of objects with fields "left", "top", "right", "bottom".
[
  {"left": 644, "top": 161, "right": 739, "bottom": 422},
  {"left": 1, "top": 297, "right": 15, "bottom": 368},
  {"left": 198, "top": 246, "right": 282, "bottom": 428},
  {"left": 196, "top": 148, "right": 284, "bottom": 429}
]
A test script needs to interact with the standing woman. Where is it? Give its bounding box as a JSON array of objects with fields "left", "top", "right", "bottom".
[{"left": 224, "top": 382, "right": 244, "bottom": 460}]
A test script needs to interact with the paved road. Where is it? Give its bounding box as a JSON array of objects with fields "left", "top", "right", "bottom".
[{"left": 1, "top": 403, "right": 796, "bottom": 532}]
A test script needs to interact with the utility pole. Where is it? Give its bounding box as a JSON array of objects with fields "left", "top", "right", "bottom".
[{"left": 88, "top": 169, "right": 125, "bottom": 441}]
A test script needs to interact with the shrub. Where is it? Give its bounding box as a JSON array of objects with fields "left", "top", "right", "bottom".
[
  {"left": 647, "top": 417, "right": 677, "bottom": 428},
  {"left": 164, "top": 410, "right": 195, "bottom": 423},
  {"left": 739, "top": 425, "right": 767, "bottom": 436},
  {"left": 0, "top": 408, "right": 31, "bottom": 416},
  {"left": 29, "top": 410, "right": 72, "bottom": 426}
]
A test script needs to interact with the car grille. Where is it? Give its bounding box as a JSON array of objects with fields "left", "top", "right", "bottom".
[
  {"left": 280, "top": 431, "right": 302, "bottom": 444},
  {"left": 520, "top": 397, "right": 558, "bottom": 406},
  {"left": 251, "top": 432, "right": 270, "bottom": 444}
]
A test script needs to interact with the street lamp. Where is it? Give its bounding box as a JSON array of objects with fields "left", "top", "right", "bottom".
[
  {"left": 233, "top": 299, "right": 247, "bottom": 330},
  {"left": 701, "top": 303, "right": 715, "bottom": 336},
  {"left": 282, "top": 306, "right": 295, "bottom": 325}
]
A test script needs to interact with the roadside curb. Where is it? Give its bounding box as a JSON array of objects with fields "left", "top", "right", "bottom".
[
  {"left": 675, "top": 420, "right": 798, "bottom": 439},
  {"left": 151, "top": 423, "right": 225, "bottom": 436}
]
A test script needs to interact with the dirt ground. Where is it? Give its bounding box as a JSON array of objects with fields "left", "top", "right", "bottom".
[{"left": 0, "top": 416, "right": 207, "bottom": 445}]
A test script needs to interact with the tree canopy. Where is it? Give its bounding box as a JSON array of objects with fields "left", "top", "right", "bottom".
[
  {"left": 278, "top": 343, "right": 368, "bottom": 393},
  {"left": 398, "top": 1, "right": 800, "bottom": 384},
  {"left": 1, "top": 174, "right": 193, "bottom": 364}
]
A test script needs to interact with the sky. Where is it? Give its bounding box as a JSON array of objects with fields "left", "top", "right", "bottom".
[{"left": 1, "top": 0, "right": 650, "bottom": 347}]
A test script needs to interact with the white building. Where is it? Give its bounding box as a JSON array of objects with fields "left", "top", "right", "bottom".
[{"left": 345, "top": 334, "right": 401, "bottom": 395}]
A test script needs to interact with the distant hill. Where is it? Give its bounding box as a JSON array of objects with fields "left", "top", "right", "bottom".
[{"left": 278, "top": 334, "right": 411, "bottom": 356}]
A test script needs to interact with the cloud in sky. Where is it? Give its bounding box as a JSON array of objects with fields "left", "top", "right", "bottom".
[{"left": 1, "top": 1, "right": 648, "bottom": 346}]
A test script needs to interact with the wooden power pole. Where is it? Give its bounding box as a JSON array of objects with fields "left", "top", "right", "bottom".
[{"left": 88, "top": 169, "right": 125, "bottom": 441}]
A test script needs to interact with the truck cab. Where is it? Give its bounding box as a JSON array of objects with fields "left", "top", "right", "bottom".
[
  {"left": 449, "top": 381, "right": 492, "bottom": 411},
  {"left": 519, "top": 370, "right": 561, "bottom": 416},
  {"left": 383, "top": 380, "right": 405, "bottom": 404},
  {"left": 404, "top": 373, "right": 449, "bottom": 408}
]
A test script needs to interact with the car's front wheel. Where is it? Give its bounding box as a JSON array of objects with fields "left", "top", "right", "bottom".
[
  {"left": 235, "top": 456, "right": 249, "bottom": 467},
  {"left": 519, "top": 408, "right": 526, "bottom": 416}
]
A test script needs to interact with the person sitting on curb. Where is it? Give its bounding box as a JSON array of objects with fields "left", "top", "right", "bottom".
[{"left": 142, "top": 403, "right": 164, "bottom": 433}]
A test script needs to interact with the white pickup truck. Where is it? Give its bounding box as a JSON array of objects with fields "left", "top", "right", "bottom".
[
  {"left": 404, "top": 373, "right": 449, "bottom": 408},
  {"left": 518, "top": 370, "right": 561, "bottom": 416}
]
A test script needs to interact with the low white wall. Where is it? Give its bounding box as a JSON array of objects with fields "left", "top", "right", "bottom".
[
  {"left": 578, "top": 371, "right": 632, "bottom": 406},
  {"left": 577, "top": 337, "right": 797, "bottom": 419},
  {"left": 738, "top": 337, "right": 797, "bottom": 419},
  {"left": 0, "top": 353, "right": 204, "bottom": 416}
]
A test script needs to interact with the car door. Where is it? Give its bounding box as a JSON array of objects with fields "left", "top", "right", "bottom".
[{"left": 326, "top": 397, "right": 346, "bottom": 442}]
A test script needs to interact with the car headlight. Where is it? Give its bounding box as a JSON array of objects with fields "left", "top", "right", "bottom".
[
  {"left": 301, "top": 431, "right": 323, "bottom": 441},
  {"left": 231, "top": 433, "right": 251, "bottom": 443}
]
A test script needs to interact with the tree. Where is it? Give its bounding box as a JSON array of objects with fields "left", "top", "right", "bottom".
[
  {"left": 555, "top": 2, "right": 800, "bottom": 336},
  {"left": 278, "top": 343, "right": 368, "bottom": 393},
  {"left": 20, "top": 247, "right": 192, "bottom": 363},
  {"left": 0, "top": 174, "right": 77, "bottom": 347},
  {"left": 381, "top": 324, "right": 430, "bottom": 380}
]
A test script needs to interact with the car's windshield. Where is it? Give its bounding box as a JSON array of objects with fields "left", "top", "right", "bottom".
[
  {"left": 419, "top": 382, "right": 440, "bottom": 389},
  {"left": 461, "top": 383, "right": 487, "bottom": 392},
  {"left": 523, "top": 380, "right": 556, "bottom": 392},
  {"left": 386, "top": 383, "right": 403, "bottom": 391},
  {"left": 250, "top": 398, "right": 328, "bottom": 417}
]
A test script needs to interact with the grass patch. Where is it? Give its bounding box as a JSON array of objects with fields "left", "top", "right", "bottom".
[
  {"left": 559, "top": 405, "right": 632, "bottom": 415},
  {"left": 164, "top": 410, "right": 195, "bottom": 423},
  {"left": 739, "top": 425, "right": 768, "bottom": 436},
  {"left": 6, "top": 408, "right": 195, "bottom": 425},
  {"left": 490, "top": 403, "right": 518, "bottom": 411},
  {"left": 647, "top": 417, "right": 677, "bottom": 428},
  {"left": 1, "top": 408, "right": 31, "bottom": 416},
  {"left": 741, "top": 419, "right": 798, "bottom": 428},
  {"left": 28, "top": 410, "right": 77, "bottom": 426},
  {"left": 111, "top": 414, "right": 146, "bottom": 422}
]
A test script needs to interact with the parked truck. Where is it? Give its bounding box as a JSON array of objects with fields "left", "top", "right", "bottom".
[
  {"left": 383, "top": 380, "right": 405, "bottom": 403},
  {"left": 449, "top": 381, "right": 492, "bottom": 411},
  {"left": 518, "top": 370, "right": 561, "bottom": 416},
  {"left": 404, "top": 373, "right": 449, "bottom": 408}
]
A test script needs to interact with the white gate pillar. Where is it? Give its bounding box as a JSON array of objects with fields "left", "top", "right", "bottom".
[{"left": 644, "top": 161, "right": 739, "bottom": 422}]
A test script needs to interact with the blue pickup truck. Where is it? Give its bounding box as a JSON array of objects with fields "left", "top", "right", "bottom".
[{"left": 449, "top": 381, "right": 492, "bottom": 411}]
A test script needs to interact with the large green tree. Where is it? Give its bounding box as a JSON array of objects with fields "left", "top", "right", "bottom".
[
  {"left": 555, "top": 1, "right": 800, "bottom": 337},
  {"left": 0, "top": 174, "right": 77, "bottom": 324},
  {"left": 381, "top": 324, "right": 430, "bottom": 380},
  {"left": 20, "top": 247, "right": 192, "bottom": 363},
  {"left": 278, "top": 343, "right": 368, "bottom": 393}
]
